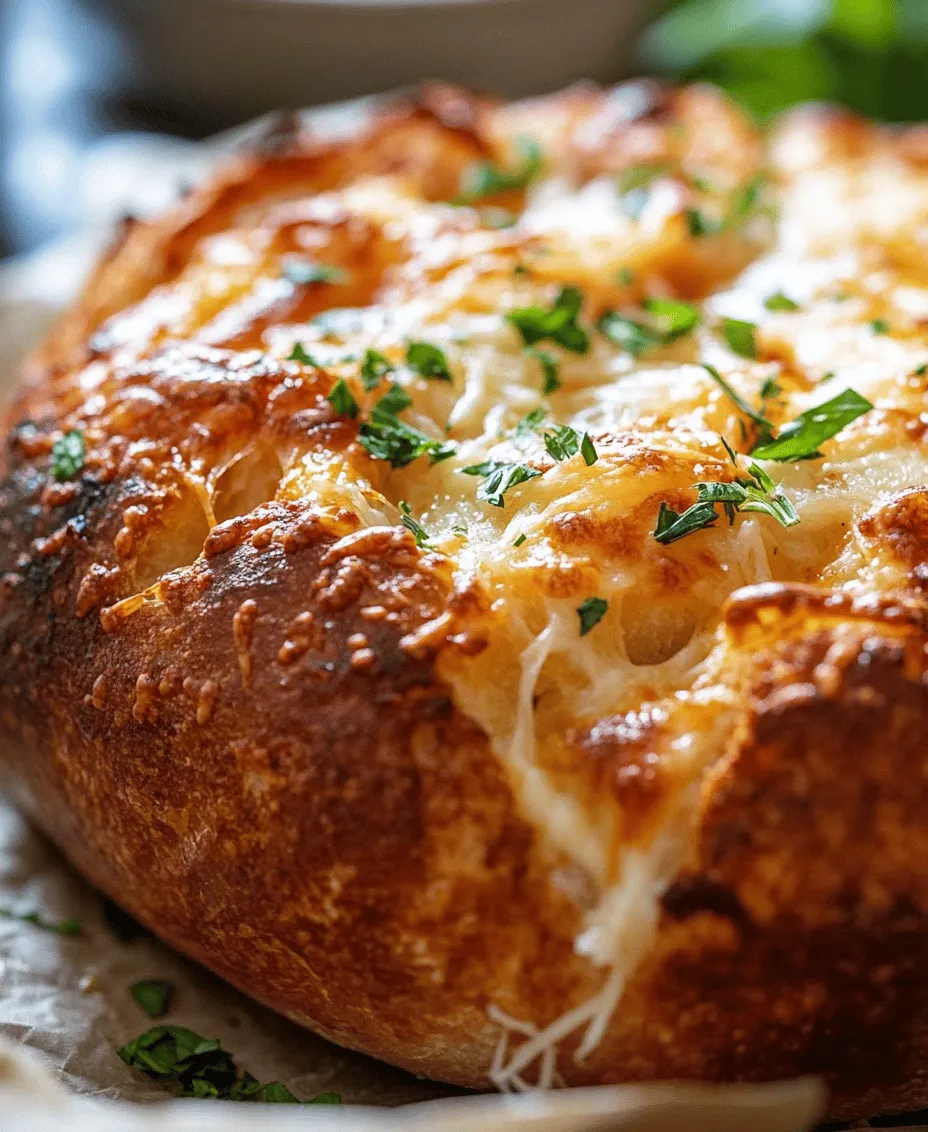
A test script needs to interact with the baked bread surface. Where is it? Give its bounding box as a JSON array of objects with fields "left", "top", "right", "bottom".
[{"left": 4, "top": 82, "right": 928, "bottom": 1119}]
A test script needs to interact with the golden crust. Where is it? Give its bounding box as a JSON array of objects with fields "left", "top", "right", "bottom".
[{"left": 4, "top": 82, "right": 928, "bottom": 1119}]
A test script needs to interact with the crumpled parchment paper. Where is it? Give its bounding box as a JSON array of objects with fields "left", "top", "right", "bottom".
[{"left": 0, "top": 94, "right": 827, "bottom": 1132}]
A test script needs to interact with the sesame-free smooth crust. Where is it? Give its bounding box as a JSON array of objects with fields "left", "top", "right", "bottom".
[{"left": 4, "top": 83, "right": 928, "bottom": 1119}]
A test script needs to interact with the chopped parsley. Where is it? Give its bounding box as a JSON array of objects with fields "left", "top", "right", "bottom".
[
  {"left": 643, "top": 297, "right": 701, "bottom": 337},
  {"left": 0, "top": 907, "right": 80, "bottom": 935},
  {"left": 750, "top": 388, "right": 872, "bottom": 462},
  {"left": 456, "top": 136, "right": 542, "bottom": 204},
  {"left": 118, "top": 1025, "right": 340, "bottom": 1104},
  {"left": 913, "top": 363, "right": 928, "bottom": 377},
  {"left": 287, "top": 343, "right": 320, "bottom": 366},
  {"left": 406, "top": 341, "right": 452, "bottom": 382},
  {"left": 513, "top": 533, "right": 527, "bottom": 547},
  {"left": 721, "top": 317, "right": 758, "bottom": 359},
  {"left": 653, "top": 462, "right": 799, "bottom": 545},
  {"left": 597, "top": 312, "right": 663, "bottom": 358},
  {"left": 507, "top": 286, "right": 590, "bottom": 354},
  {"left": 703, "top": 364, "right": 774, "bottom": 442},
  {"left": 282, "top": 259, "right": 347, "bottom": 286},
  {"left": 870, "top": 318, "right": 890, "bottom": 335},
  {"left": 764, "top": 291, "right": 800, "bottom": 312},
  {"left": 686, "top": 208, "right": 721, "bottom": 238},
  {"left": 525, "top": 346, "right": 561, "bottom": 395},
  {"left": 360, "top": 348, "right": 394, "bottom": 390},
  {"left": 598, "top": 298, "right": 699, "bottom": 358},
  {"left": 542, "top": 425, "right": 597, "bottom": 466},
  {"left": 515, "top": 405, "right": 547, "bottom": 434},
  {"left": 398, "top": 501, "right": 431, "bottom": 548},
  {"left": 461, "top": 460, "right": 541, "bottom": 508},
  {"left": 130, "top": 980, "right": 173, "bottom": 1020},
  {"left": 577, "top": 597, "right": 608, "bottom": 636},
  {"left": 50, "top": 430, "right": 85, "bottom": 482},
  {"left": 760, "top": 376, "right": 782, "bottom": 401},
  {"left": 358, "top": 384, "right": 455, "bottom": 468},
  {"left": 326, "top": 378, "right": 359, "bottom": 419},
  {"left": 617, "top": 266, "right": 635, "bottom": 287}
]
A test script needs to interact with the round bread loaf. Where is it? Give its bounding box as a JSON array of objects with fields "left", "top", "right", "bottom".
[{"left": 4, "top": 82, "right": 928, "bottom": 1120}]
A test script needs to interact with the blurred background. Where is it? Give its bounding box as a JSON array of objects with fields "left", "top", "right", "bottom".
[{"left": 1, "top": 0, "right": 926, "bottom": 259}]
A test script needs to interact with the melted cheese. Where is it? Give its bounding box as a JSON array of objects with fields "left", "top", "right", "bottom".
[{"left": 85, "top": 92, "right": 928, "bottom": 1085}]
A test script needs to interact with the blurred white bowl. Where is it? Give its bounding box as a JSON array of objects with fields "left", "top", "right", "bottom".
[{"left": 88, "top": 0, "right": 660, "bottom": 128}]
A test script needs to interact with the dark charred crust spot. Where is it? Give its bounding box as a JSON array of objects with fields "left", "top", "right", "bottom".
[{"left": 661, "top": 875, "right": 752, "bottom": 932}]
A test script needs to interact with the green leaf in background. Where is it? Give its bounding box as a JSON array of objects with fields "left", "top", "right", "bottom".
[
  {"left": 1, "top": 907, "right": 80, "bottom": 935},
  {"left": 640, "top": 0, "right": 928, "bottom": 123}
]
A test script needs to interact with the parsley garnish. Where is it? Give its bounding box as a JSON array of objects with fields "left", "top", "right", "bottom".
[
  {"left": 598, "top": 298, "right": 699, "bottom": 358},
  {"left": 577, "top": 597, "right": 608, "bottom": 636},
  {"left": 461, "top": 460, "right": 541, "bottom": 507},
  {"left": 358, "top": 384, "right": 455, "bottom": 467},
  {"left": 760, "top": 376, "right": 782, "bottom": 401},
  {"left": 654, "top": 499, "right": 719, "bottom": 543},
  {"left": 406, "top": 341, "right": 452, "bottom": 382},
  {"left": 643, "top": 297, "right": 701, "bottom": 337},
  {"left": 360, "top": 348, "right": 394, "bottom": 390},
  {"left": 283, "top": 260, "right": 347, "bottom": 286},
  {"left": 50, "top": 430, "right": 85, "bottom": 482},
  {"left": 654, "top": 462, "right": 799, "bottom": 545},
  {"left": 118, "top": 1025, "right": 340, "bottom": 1104},
  {"left": 686, "top": 208, "right": 721, "bottom": 238},
  {"left": 542, "top": 425, "right": 597, "bottom": 465},
  {"left": 617, "top": 266, "right": 635, "bottom": 287},
  {"left": 870, "top": 318, "right": 890, "bottom": 335},
  {"left": 525, "top": 346, "right": 560, "bottom": 394},
  {"left": 513, "top": 533, "right": 527, "bottom": 547},
  {"left": 399, "top": 501, "right": 431, "bottom": 548},
  {"left": 913, "top": 363, "right": 928, "bottom": 377},
  {"left": 597, "top": 312, "right": 663, "bottom": 357},
  {"left": 456, "top": 136, "right": 542, "bottom": 204},
  {"left": 750, "top": 388, "right": 872, "bottom": 462},
  {"left": 722, "top": 317, "right": 758, "bottom": 359},
  {"left": 507, "top": 286, "right": 590, "bottom": 354},
  {"left": 764, "top": 291, "right": 800, "bottom": 312},
  {"left": 326, "top": 378, "right": 359, "bottom": 419},
  {"left": 703, "top": 364, "right": 774, "bottom": 441},
  {"left": 130, "top": 980, "right": 173, "bottom": 1019},
  {"left": 0, "top": 907, "right": 80, "bottom": 935},
  {"left": 288, "top": 343, "right": 320, "bottom": 366},
  {"left": 515, "top": 405, "right": 547, "bottom": 434}
]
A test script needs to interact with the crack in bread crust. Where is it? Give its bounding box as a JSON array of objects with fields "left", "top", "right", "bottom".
[{"left": 4, "top": 82, "right": 928, "bottom": 1118}]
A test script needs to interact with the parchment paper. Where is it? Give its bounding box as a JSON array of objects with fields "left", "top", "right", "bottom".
[{"left": 0, "top": 94, "right": 828, "bottom": 1132}]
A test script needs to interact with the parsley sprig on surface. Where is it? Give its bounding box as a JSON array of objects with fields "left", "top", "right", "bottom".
[
  {"left": 751, "top": 388, "right": 872, "bottom": 462},
  {"left": 130, "top": 980, "right": 173, "bottom": 1019},
  {"left": 406, "top": 342, "right": 452, "bottom": 382},
  {"left": 456, "top": 136, "right": 542, "bottom": 204},
  {"left": 508, "top": 286, "right": 590, "bottom": 354},
  {"left": 597, "top": 298, "right": 700, "bottom": 358},
  {"left": 654, "top": 460, "right": 799, "bottom": 545},
  {"left": 326, "top": 379, "right": 359, "bottom": 419},
  {"left": 399, "top": 501, "right": 431, "bottom": 548},
  {"left": 118, "top": 1025, "right": 340, "bottom": 1104},
  {"left": 542, "top": 425, "right": 598, "bottom": 466},
  {"left": 50, "top": 430, "right": 85, "bottom": 482},
  {"left": 360, "top": 348, "right": 394, "bottom": 390},
  {"left": 461, "top": 460, "right": 542, "bottom": 508},
  {"left": 577, "top": 597, "right": 608, "bottom": 635},
  {"left": 358, "top": 385, "right": 455, "bottom": 468}
]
